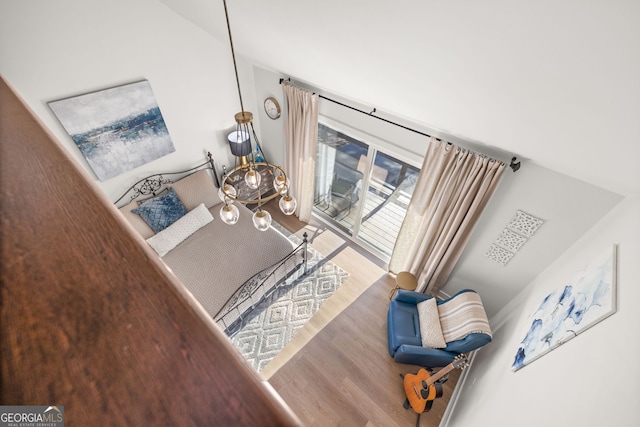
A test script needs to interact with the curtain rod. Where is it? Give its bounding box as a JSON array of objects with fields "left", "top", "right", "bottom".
[
  {"left": 278, "top": 78, "right": 520, "bottom": 172},
  {"left": 279, "top": 78, "right": 433, "bottom": 140}
]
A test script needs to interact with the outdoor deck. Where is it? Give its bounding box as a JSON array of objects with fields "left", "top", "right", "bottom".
[
  {"left": 313, "top": 122, "right": 419, "bottom": 260},
  {"left": 314, "top": 180, "right": 411, "bottom": 259}
]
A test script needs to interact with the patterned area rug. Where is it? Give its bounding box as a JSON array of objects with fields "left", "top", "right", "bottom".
[{"left": 229, "top": 224, "right": 349, "bottom": 372}]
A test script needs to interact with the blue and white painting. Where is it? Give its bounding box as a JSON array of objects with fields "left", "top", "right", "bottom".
[
  {"left": 49, "top": 80, "right": 175, "bottom": 181},
  {"left": 512, "top": 244, "right": 617, "bottom": 371}
]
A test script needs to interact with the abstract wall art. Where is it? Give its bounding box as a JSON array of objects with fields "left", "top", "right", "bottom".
[
  {"left": 49, "top": 80, "right": 175, "bottom": 181},
  {"left": 511, "top": 244, "right": 617, "bottom": 371}
]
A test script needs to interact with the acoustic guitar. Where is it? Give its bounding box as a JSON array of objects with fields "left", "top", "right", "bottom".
[{"left": 403, "top": 354, "right": 469, "bottom": 413}]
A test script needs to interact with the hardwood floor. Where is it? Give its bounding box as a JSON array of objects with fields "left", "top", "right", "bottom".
[{"left": 265, "top": 202, "right": 460, "bottom": 426}]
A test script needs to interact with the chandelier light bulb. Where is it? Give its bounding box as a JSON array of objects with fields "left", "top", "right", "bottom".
[
  {"left": 219, "top": 203, "right": 240, "bottom": 225},
  {"left": 218, "top": 183, "right": 237, "bottom": 204},
  {"left": 279, "top": 194, "right": 297, "bottom": 215},
  {"left": 273, "top": 174, "right": 290, "bottom": 195},
  {"left": 252, "top": 209, "right": 272, "bottom": 231},
  {"left": 244, "top": 168, "right": 261, "bottom": 189}
]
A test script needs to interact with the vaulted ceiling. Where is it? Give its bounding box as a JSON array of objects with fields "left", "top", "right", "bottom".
[
  {"left": 1, "top": 0, "right": 634, "bottom": 319},
  {"left": 159, "top": 0, "right": 640, "bottom": 197}
]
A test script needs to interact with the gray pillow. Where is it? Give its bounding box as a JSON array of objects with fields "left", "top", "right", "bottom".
[{"left": 169, "top": 169, "right": 218, "bottom": 210}]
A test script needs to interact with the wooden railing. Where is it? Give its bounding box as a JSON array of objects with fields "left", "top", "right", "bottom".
[{"left": 0, "top": 77, "right": 302, "bottom": 426}]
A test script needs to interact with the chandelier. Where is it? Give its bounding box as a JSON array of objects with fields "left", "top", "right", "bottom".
[{"left": 218, "top": 0, "right": 296, "bottom": 231}]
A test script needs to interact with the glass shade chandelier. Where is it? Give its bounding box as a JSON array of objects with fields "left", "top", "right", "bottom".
[{"left": 218, "top": 0, "right": 296, "bottom": 230}]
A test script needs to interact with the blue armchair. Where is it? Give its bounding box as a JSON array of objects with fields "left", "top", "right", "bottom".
[{"left": 387, "top": 289, "right": 492, "bottom": 368}]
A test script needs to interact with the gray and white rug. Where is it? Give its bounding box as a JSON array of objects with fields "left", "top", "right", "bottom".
[{"left": 230, "top": 224, "right": 349, "bottom": 372}]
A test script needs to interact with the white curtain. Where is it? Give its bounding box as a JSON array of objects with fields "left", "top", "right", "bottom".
[
  {"left": 282, "top": 81, "right": 319, "bottom": 222},
  {"left": 389, "top": 138, "right": 506, "bottom": 296}
]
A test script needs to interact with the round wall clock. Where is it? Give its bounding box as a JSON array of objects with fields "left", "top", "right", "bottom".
[{"left": 264, "top": 96, "right": 281, "bottom": 120}]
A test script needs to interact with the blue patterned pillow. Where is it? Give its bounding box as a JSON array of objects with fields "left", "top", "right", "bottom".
[{"left": 132, "top": 187, "right": 189, "bottom": 233}]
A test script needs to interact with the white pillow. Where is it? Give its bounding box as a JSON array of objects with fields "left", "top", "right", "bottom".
[
  {"left": 416, "top": 298, "right": 447, "bottom": 349},
  {"left": 146, "top": 203, "right": 213, "bottom": 257}
]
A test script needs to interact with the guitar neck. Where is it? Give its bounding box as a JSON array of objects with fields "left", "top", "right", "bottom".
[{"left": 423, "top": 363, "right": 456, "bottom": 387}]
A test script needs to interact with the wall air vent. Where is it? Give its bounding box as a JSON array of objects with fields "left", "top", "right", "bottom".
[
  {"left": 485, "top": 210, "right": 544, "bottom": 266},
  {"left": 485, "top": 244, "right": 515, "bottom": 266},
  {"left": 494, "top": 228, "right": 528, "bottom": 252},
  {"left": 506, "top": 209, "right": 544, "bottom": 237}
]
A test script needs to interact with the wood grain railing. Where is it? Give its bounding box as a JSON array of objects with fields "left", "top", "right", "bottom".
[{"left": 0, "top": 77, "right": 302, "bottom": 426}]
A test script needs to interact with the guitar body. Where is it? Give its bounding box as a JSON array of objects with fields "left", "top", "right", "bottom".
[
  {"left": 403, "top": 368, "right": 443, "bottom": 413},
  {"left": 402, "top": 355, "right": 469, "bottom": 414}
]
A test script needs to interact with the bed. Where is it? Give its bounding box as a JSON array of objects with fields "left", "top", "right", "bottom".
[{"left": 115, "top": 153, "right": 308, "bottom": 335}]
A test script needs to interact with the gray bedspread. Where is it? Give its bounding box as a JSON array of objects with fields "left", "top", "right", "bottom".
[{"left": 161, "top": 202, "right": 294, "bottom": 320}]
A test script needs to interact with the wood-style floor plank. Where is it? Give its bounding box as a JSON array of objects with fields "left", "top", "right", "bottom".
[
  {"left": 267, "top": 204, "right": 461, "bottom": 426},
  {"left": 262, "top": 206, "right": 389, "bottom": 378}
]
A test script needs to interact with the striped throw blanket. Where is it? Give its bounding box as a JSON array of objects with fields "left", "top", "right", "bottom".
[{"left": 438, "top": 292, "right": 492, "bottom": 342}]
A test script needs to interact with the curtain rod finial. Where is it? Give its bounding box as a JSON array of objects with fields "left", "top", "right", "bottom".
[{"left": 510, "top": 156, "right": 521, "bottom": 172}]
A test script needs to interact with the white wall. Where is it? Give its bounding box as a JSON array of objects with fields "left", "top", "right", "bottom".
[
  {"left": 0, "top": 0, "right": 629, "bottom": 316},
  {"left": 159, "top": 0, "right": 640, "bottom": 197},
  {"left": 251, "top": 66, "right": 623, "bottom": 317},
  {"left": 251, "top": 65, "right": 286, "bottom": 167},
  {"left": 447, "top": 194, "right": 640, "bottom": 427},
  {"left": 0, "top": 0, "right": 251, "bottom": 202}
]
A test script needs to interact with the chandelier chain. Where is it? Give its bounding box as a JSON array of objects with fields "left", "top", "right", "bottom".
[{"left": 223, "top": 0, "right": 245, "bottom": 114}]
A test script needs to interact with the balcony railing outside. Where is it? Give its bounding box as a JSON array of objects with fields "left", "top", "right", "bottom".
[
  {"left": 313, "top": 122, "right": 419, "bottom": 260},
  {"left": 314, "top": 165, "right": 418, "bottom": 259}
]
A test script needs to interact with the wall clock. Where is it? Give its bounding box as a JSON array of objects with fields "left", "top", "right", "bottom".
[{"left": 264, "top": 96, "right": 281, "bottom": 120}]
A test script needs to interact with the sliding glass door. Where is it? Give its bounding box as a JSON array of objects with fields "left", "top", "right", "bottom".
[
  {"left": 314, "top": 124, "right": 366, "bottom": 233},
  {"left": 357, "top": 150, "right": 419, "bottom": 256},
  {"left": 313, "top": 122, "right": 419, "bottom": 260}
]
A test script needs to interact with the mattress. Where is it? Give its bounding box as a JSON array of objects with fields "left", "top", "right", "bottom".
[{"left": 162, "top": 202, "right": 294, "bottom": 319}]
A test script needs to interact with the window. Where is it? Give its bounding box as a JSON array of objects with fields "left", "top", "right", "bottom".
[{"left": 313, "top": 122, "right": 419, "bottom": 260}]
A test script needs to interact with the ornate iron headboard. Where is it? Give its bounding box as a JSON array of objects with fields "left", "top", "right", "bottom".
[{"left": 114, "top": 152, "right": 220, "bottom": 207}]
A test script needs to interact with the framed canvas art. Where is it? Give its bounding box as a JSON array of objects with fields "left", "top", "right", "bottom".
[
  {"left": 511, "top": 244, "right": 617, "bottom": 371},
  {"left": 49, "top": 80, "right": 175, "bottom": 181}
]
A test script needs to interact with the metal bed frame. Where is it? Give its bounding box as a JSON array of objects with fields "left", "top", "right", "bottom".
[{"left": 114, "top": 152, "right": 308, "bottom": 335}]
